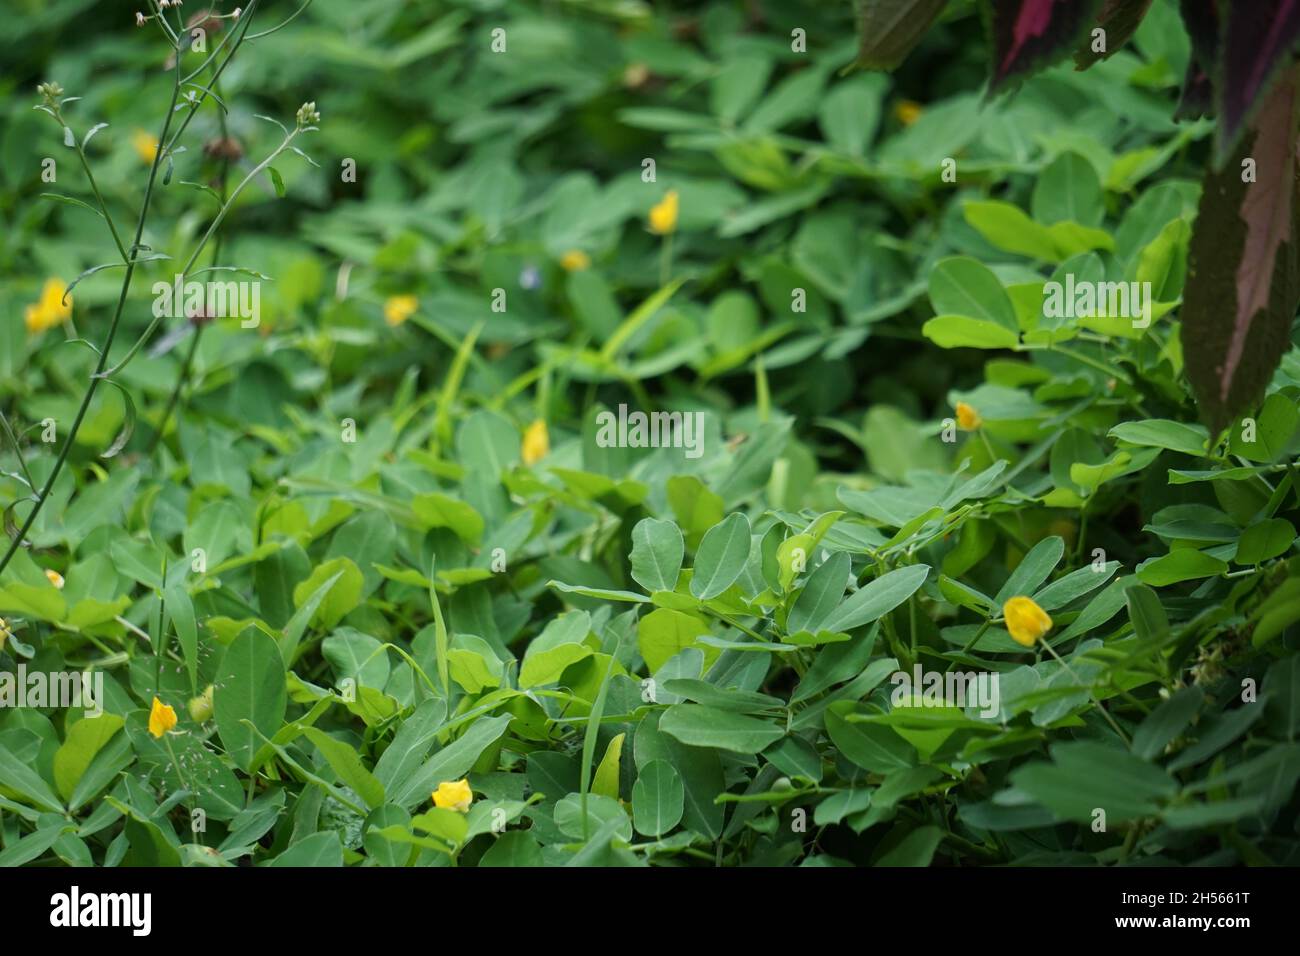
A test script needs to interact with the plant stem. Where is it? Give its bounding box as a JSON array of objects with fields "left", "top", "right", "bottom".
[
  {"left": 100, "top": 127, "right": 300, "bottom": 381},
  {"left": 1040, "top": 638, "right": 1130, "bottom": 744},
  {"left": 73, "top": 146, "right": 129, "bottom": 262},
  {"left": 150, "top": 77, "right": 233, "bottom": 453},
  {"left": 0, "top": 5, "right": 263, "bottom": 579}
]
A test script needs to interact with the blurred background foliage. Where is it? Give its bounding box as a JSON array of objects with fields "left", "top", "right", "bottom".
[{"left": 1, "top": 0, "right": 1203, "bottom": 495}]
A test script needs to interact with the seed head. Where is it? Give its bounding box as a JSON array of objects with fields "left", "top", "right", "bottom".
[{"left": 296, "top": 101, "right": 321, "bottom": 128}]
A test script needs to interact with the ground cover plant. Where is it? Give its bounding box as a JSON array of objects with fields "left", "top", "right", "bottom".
[{"left": 1, "top": 0, "right": 1298, "bottom": 868}]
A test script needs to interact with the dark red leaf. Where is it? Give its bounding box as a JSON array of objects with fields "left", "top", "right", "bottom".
[
  {"left": 1217, "top": 0, "right": 1300, "bottom": 162},
  {"left": 1175, "top": 0, "right": 1219, "bottom": 119},
  {"left": 1074, "top": 0, "right": 1154, "bottom": 69},
  {"left": 1176, "top": 60, "right": 1215, "bottom": 118},
  {"left": 1179, "top": 0, "right": 1218, "bottom": 69},
  {"left": 1182, "top": 68, "right": 1300, "bottom": 436},
  {"left": 856, "top": 0, "right": 952, "bottom": 70},
  {"left": 988, "top": 0, "right": 1104, "bottom": 91}
]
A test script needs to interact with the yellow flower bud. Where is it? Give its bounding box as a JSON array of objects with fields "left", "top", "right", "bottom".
[
  {"left": 0, "top": 617, "right": 9, "bottom": 651},
  {"left": 45, "top": 569, "right": 65, "bottom": 589},
  {"left": 1002, "top": 596, "right": 1053, "bottom": 647},
  {"left": 188, "top": 684, "right": 215, "bottom": 723},
  {"left": 955, "top": 401, "right": 982, "bottom": 430},
  {"left": 148, "top": 696, "right": 178, "bottom": 738},
  {"left": 894, "top": 99, "right": 923, "bottom": 126},
  {"left": 522, "top": 419, "right": 549, "bottom": 466},
  {"left": 383, "top": 294, "right": 418, "bottom": 327},
  {"left": 648, "top": 189, "right": 679, "bottom": 235},
  {"left": 25, "top": 278, "right": 73, "bottom": 334},
  {"left": 131, "top": 128, "right": 159, "bottom": 165},
  {"left": 432, "top": 778, "right": 473, "bottom": 812},
  {"left": 560, "top": 249, "right": 591, "bottom": 272}
]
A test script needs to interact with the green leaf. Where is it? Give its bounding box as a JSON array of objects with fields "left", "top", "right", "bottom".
[
  {"left": 390, "top": 714, "right": 512, "bottom": 809},
  {"left": 928, "top": 256, "right": 1019, "bottom": 330},
  {"left": 631, "top": 760, "right": 684, "bottom": 837},
  {"left": 630, "top": 518, "right": 684, "bottom": 593},
  {"left": 820, "top": 564, "right": 929, "bottom": 633},
  {"left": 374, "top": 699, "right": 447, "bottom": 795},
  {"left": 411, "top": 493, "right": 485, "bottom": 546},
  {"left": 824, "top": 703, "right": 916, "bottom": 772},
  {"left": 1126, "top": 582, "right": 1170, "bottom": 642},
  {"left": 876, "top": 825, "right": 944, "bottom": 866},
  {"left": 480, "top": 830, "right": 544, "bottom": 867},
  {"left": 1136, "top": 550, "right": 1228, "bottom": 586},
  {"left": 1132, "top": 687, "right": 1203, "bottom": 760},
  {"left": 964, "top": 200, "right": 1112, "bottom": 262},
  {"left": 1012, "top": 741, "right": 1177, "bottom": 823},
  {"left": 164, "top": 584, "right": 199, "bottom": 694},
  {"left": 787, "top": 551, "right": 851, "bottom": 635},
  {"left": 1230, "top": 392, "right": 1300, "bottom": 462},
  {"left": 213, "top": 627, "right": 288, "bottom": 772},
  {"left": 520, "top": 610, "right": 594, "bottom": 688},
  {"left": 1235, "top": 518, "right": 1296, "bottom": 565},
  {"left": 303, "top": 727, "right": 385, "bottom": 809},
  {"left": 53, "top": 715, "right": 124, "bottom": 802},
  {"left": 271, "top": 832, "right": 343, "bottom": 866},
  {"left": 1109, "top": 419, "right": 1210, "bottom": 457},
  {"left": 591, "top": 732, "right": 625, "bottom": 800},
  {"left": 1033, "top": 152, "right": 1103, "bottom": 227},
  {"left": 995, "top": 536, "right": 1065, "bottom": 604},
  {"left": 637, "top": 608, "right": 712, "bottom": 673},
  {"left": 690, "top": 513, "right": 752, "bottom": 600},
  {"left": 659, "top": 704, "right": 784, "bottom": 754},
  {"left": 291, "top": 558, "right": 363, "bottom": 629},
  {"left": 922, "top": 314, "right": 1021, "bottom": 349},
  {"left": 0, "top": 825, "right": 75, "bottom": 867}
]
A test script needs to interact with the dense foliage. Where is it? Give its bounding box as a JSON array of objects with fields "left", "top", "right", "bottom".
[{"left": 1, "top": 0, "right": 1298, "bottom": 867}]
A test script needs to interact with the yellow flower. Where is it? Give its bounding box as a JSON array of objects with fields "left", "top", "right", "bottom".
[
  {"left": 648, "top": 189, "right": 679, "bottom": 235},
  {"left": 432, "top": 778, "right": 473, "bottom": 812},
  {"left": 560, "top": 249, "right": 591, "bottom": 272},
  {"left": 188, "top": 685, "right": 215, "bottom": 723},
  {"left": 0, "top": 617, "right": 9, "bottom": 652},
  {"left": 131, "top": 128, "right": 159, "bottom": 164},
  {"left": 384, "top": 294, "right": 418, "bottom": 327},
  {"left": 1003, "top": 596, "right": 1053, "bottom": 647},
  {"left": 894, "top": 99, "right": 924, "bottom": 126},
  {"left": 955, "top": 401, "right": 982, "bottom": 430},
  {"left": 148, "top": 696, "right": 178, "bottom": 738},
  {"left": 44, "top": 569, "right": 64, "bottom": 589},
  {"left": 522, "top": 418, "right": 549, "bottom": 465},
  {"left": 24, "top": 278, "right": 73, "bottom": 334}
]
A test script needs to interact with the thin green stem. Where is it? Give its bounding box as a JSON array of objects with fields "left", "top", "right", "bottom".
[
  {"left": 98, "top": 127, "right": 301, "bottom": 381},
  {"left": 1041, "top": 638, "right": 1130, "bottom": 744},
  {"left": 0, "top": 5, "right": 262, "bottom": 579},
  {"left": 150, "top": 78, "right": 232, "bottom": 453},
  {"left": 73, "top": 146, "right": 129, "bottom": 261}
]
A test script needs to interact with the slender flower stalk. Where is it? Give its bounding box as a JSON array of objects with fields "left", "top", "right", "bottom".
[
  {"left": 0, "top": 0, "right": 266, "bottom": 579},
  {"left": 149, "top": 73, "right": 234, "bottom": 452}
]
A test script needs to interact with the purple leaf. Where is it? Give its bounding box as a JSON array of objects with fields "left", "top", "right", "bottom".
[
  {"left": 1074, "top": 0, "right": 1154, "bottom": 69},
  {"left": 1175, "top": 0, "right": 1218, "bottom": 119},
  {"left": 989, "top": 0, "right": 1104, "bottom": 91},
  {"left": 1217, "top": 0, "right": 1300, "bottom": 162},
  {"left": 1182, "top": 68, "right": 1300, "bottom": 435},
  {"left": 855, "top": 0, "right": 951, "bottom": 70}
]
